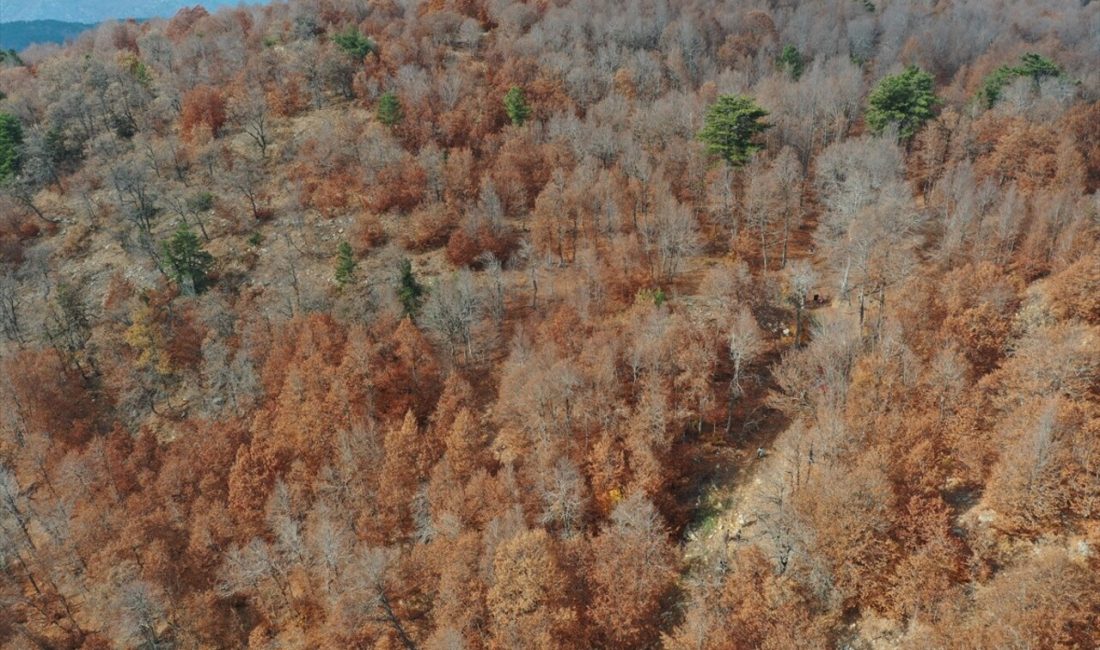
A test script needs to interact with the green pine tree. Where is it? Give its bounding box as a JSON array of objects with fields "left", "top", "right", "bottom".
[
  {"left": 161, "top": 223, "right": 214, "bottom": 295},
  {"left": 777, "top": 45, "right": 805, "bottom": 80},
  {"left": 503, "top": 86, "right": 531, "bottom": 126},
  {"left": 333, "top": 26, "right": 378, "bottom": 60},
  {"left": 0, "top": 112, "right": 24, "bottom": 182},
  {"left": 865, "top": 65, "right": 940, "bottom": 140},
  {"left": 1016, "top": 53, "right": 1062, "bottom": 82},
  {"left": 124, "top": 54, "right": 152, "bottom": 86},
  {"left": 45, "top": 127, "right": 81, "bottom": 169},
  {"left": 697, "top": 94, "right": 771, "bottom": 167},
  {"left": 396, "top": 258, "right": 425, "bottom": 317},
  {"left": 334, "top": 241, "right": 358, "bottom": 287},
  {"left": 377, "top": 92, "right": 403, "bottom": 127},
  {"left": 980, "top": 53, "right": 1063, "bottom": 108},
  {"left": 0, "top": 49, "right": 24, "bottom": 67}
]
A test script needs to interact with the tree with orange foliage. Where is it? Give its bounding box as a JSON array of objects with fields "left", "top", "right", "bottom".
[
  {"left": 531, "top": 169, "right": 574, "bottom": 265},
  {"left": 1, "top": 347, "right": 97, "bottom": 448},
  {"left": 441, "top": 408, "right": 487, "bottom": 477},
  {"left": 486, "top": 528, "right": 581, "bottom": 649},
  {"left": 1046, "top": 248, "right": 1100, "bottom": 324},
  {"left": 367, "top": 157, "right": 427, "bottom": 214},
  {"left": 588, "top": 493, "right": 678, "bottom": 648},
  {"left": 424, "top": 531, "right": 490, "bottom": 647},
  {"left": 180, "top": 85, "right": 227, "bottom": 142},
  {"left": 961, "top": 548, "right": 1100, "bottom": 648},
  {"left": 371, "top": 317, "right": 442, "bottom": 422},
  {"left": 792, "top": 456, "right": 902, "bottom": 614},
  {"left": 938, "top": 262, "right": 1022, "bottom": 375},
  {"left": 225, "top": 442, "right": 282, "bottom": 536},
  {"left": 377, "top": 411, "right": 428, "bottom": 539}
]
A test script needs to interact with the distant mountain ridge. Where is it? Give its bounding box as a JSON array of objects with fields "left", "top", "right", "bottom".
[
  {"left": 0, "top": 20, "right": 95, "bottom": 52},
  {"left": 0, "top": 1, "right": 247, "bottom": 24}
]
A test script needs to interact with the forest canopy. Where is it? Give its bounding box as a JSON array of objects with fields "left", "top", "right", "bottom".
[{"left": 0, "top": 0, "right": 1098, "bottom": 648}]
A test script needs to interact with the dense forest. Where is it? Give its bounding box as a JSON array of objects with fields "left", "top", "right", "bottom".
[{"left": 0, "top": 0, "right": 1098, "bottom": 648}]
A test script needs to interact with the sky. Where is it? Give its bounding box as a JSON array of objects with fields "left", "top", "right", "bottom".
[{"left": 0, "top": 0, "right": 259, "bottom": 24}]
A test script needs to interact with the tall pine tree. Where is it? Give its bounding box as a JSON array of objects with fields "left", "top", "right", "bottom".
[{"left": 697, "top": 95, "right": 770, "bottom": 167}]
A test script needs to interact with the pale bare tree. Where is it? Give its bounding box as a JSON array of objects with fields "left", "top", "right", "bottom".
[
  {"left": 726, "top": 306, "right": 764, "bottom": 434},
  {"left": 538, "top": 457, "right": 588, "bottom": 538},
  {"left": 0, "top": 273, "right": 25, "bottom": 344},
  {"left": 110, "top": 579, "right": 173, "bottom": 650},
  {"left": 421, "top": 270, "right": 483, "bottom": 364},
  {"left": 786, "top": 259, "right": 818, "bottom": 346},
  {"left": 640, "top": 196, "right": 699, "bottom": 283},
  {"left": 772, "top": 147, "right": 803, "bottom": 268},
  {"left": 229, "top": 80, "right": 274, "bottom": 158}
]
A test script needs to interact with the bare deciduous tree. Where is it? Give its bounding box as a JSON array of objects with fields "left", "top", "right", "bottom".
[{"left": 421, "top": 270, "right": 483, "bottom": 364}]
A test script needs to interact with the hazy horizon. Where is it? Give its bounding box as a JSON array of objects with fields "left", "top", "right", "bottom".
[{"left": 0, "top": 0, "right": 264, "bottom": 24}]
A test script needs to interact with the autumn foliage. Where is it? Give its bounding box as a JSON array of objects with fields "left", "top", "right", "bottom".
[
  {"left": 180, "top": 85, "right": 228, "bottom": 142},
  {"left": 0, "top": 0, "right": 1098, "bottom": 648}
]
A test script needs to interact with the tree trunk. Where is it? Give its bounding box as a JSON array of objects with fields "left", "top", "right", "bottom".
[
  {"left": 759, "top": 217, "right": 768, "bottom": 271},
  {"left": 794, "top": 302, "right": 803, "bottom": 348},
  {"left": 781, "top": 207, "right": 790, "bottom": 269},
  {"left": 875, "top": 284, "right": 887, "bottom": 340},
  {"left": 858, "top": 286, "right": 866, "bottom": 330},
  {"left": 378, "top": 591, "right": 417, "bottom": 650}
]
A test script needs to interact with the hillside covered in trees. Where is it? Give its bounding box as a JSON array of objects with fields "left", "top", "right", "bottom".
[{"left": 0, "top": 0, "right": 1098, "bottom": 648}]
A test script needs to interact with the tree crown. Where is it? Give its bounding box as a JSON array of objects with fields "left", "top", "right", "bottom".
[
  {"left": 697, "top": 94, "right": 771, "bottom": 167},
  {"left": 0, "top": 112, "right": 24, "bottom": 181},
  {"left": 777, "top": 45, "right": 805, "bottom": 80},
  {"left": 377, "top": 92, "right": 403, "bottom": 127},
  {"left": 504, "top": 86, "right": 531, "bottom": 126},
  {"left": 333, "top": 26, "right": 378, "bottom": 60},
  {"left": 397, "top": 258, "right": 424, "bottom": 316},
  {"left": 865, "top": 65, "right": 940, "bottom": 140},
  {"left": 161, "top": 223, "right": 214, "bottom": 295},
  {"left": 980, "top": 53, "right": 1064, "bottom": 108},
  {"left": 334, "top": 241, "right": 357, "bottom": 287}
]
